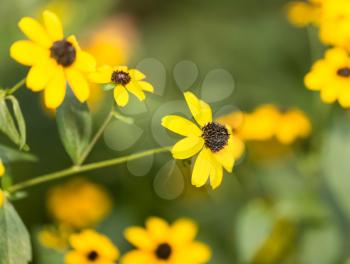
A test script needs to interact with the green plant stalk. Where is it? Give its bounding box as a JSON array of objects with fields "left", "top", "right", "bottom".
[
  {"left": 7, "top": 146, "right": 171, "bottom": 193},
  {"left": 6, "top": 78, "right": 26, "bottom": 95}
]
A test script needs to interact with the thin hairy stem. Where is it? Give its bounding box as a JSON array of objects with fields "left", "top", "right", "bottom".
[{"left": 6, "top": 78, "right": 26, "bottom": 95}]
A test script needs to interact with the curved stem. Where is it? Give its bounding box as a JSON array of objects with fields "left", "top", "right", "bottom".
[
  {"left": 7, "top": 146, "right": 171, "bottom": 193},
  {"left": 6, "top": 78, "right": 26, "bottom": 95}
]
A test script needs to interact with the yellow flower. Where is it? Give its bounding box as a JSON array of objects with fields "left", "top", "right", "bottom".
[
  {"left": 287, "top": 1, "right": 322, "bottom": 27},
  {"left": 319, "top": 0, "right": 350, "bottom": 50},
  {"left": 162, "top": 92, "right": 240, "bottom": 189},
  {"left": 0, "top": 190, "right": 4, "bottom": 208},
  {"left": 304, "top": 47, "right": 350, "bottom": 107},
  {"left": 275, "top": 109, "right": 311, "bottom": 144},
  {"left": 89, "top": 66, "right": 154, "bottom": 107},
  {"left": 121, "top": 217, "right": 211, "bottom": 264},
  {"left": 47, "top": 178, "right": 112, "bottom": 229},
  {"left": 65, "top": 229, "right": 119, "bottom": 264},
  {"left": 38, "top": 225, "right": 73, "bottom": 251},
  {"left": 10, "top": 10, "right": 96, "bottom": 109},
  {"left": 0, "top": 159, "right": 5, "bottom": 177}
]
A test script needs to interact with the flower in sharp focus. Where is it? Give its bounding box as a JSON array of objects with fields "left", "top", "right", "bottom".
[
  {"left": 89, "top": 66, "right": 154, "bottom": 107},
  {"left": 0, "top": 159, "right": 5, "bottom": 177},
  {"left": 47, "top": 178, "right": 112, "bottom": 229},
  {"left": 305, "top": 47, "right": 350, "bottom": 107},
  {"left": 121, "top": 217, "right": 211, "bottom": 264},
  {"left": 162, "top": 92, "right": 240, "bottom": 189},
  {"left": 10, "top": 10, "right": 96, "bottom": 109},
  {"left": 65, "top": 229, "right": 119, "bottom": 264}
]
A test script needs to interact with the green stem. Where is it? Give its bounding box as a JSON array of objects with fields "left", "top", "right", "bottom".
[
  {"left": 8, "top": 146, "right": 171, "bottom": 193},
  {"left": 6, "top": 78, "right": 26, "bottom": 95}
]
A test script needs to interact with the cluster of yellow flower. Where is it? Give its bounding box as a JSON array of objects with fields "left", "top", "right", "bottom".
[
  {"left": 288, "top": 0, "right": 350, "bottom": 107},
  {"left": 10, "top": 10, "right": 153, "bottom": 109},
  {"left": 218, "top": 104, "right": 311, "bottom": 154}
]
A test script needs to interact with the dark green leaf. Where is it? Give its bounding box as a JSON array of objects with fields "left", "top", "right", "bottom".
[
  {"left": 0, "top": 200, "right": 32, "bottom": 264},
  {"left": 6, "top": 96, "right": 26, "bottom": 150},
  {"left": 56, "top": 89, "right": 92, "bottom": 164},
  {"left": 0, "top": 99, "right": 20, "bottom": 146}
]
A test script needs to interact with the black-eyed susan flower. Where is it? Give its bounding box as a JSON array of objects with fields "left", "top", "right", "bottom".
[
  {"left": 121, "top": 217, "right": 211, "bottom": 264},
  {"left": 65, "top": 229, "right": 119, "bottom": 264},
  {"left": 47, "top": 178, "right": 112, "bottom": 229},
  {"left": 305, "top": 47, "right": 350, "bottom": 107},
  {"left": 89, "top": 66, "right": 154, "bottom": 107},
  {"left": 10, "top": 10, "right": 96, "bottom": 109},
  {"left": 162, "top": 92, "right": 240, "bottom": 189},
  {"left": 0, "top": 159, "right": 5, "bottom": 177}
]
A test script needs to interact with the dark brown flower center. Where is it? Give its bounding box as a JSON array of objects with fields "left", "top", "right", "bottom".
[
  {"left": 50, "top": 39, "right": 76, "bottom": 67},
  {"left": 111, "top": 71, "right": 131, "bottom": 85},
  {"left": 337, "top": 67, "right": 350, "bottom": 77},
  {"left": 155, "top": 243, "right": 172, "bottom": 260},
  {"left": 87, "top": 250, "right": 99, "bottom": 262},
  {"left": 202, "top": 122, "right": 229, "bottom": 152}
]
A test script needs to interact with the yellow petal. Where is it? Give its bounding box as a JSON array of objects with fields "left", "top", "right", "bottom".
[
  {"left": 114, "top": 85, "right": 129, "bottom": 107},
  {"left": 320, "top": 86, "right": 338, "bottom": 103},
  {"left": 44, "top": 68, "right": 66, "bottom": 109},
  {"left": 170, "top": 218, "right": 198, "bottom": 245},
  {"left": 124, "top": 227, "right": 155, "bottom": 250},
  {"left": 18, "top": 17, "right": 51, "bottom": 47},
  {"left": 26, "top": 59, "right": 56, "bottom": 92},
  {"left": 74, "top": 51, "right": 96, "bottom": 72},
  {"left": 161, "top": 115, "right": 202, "bottom": 137},
  {"left": 213, "top": 134, "right": 238, "bottom": 172},
  {"left": 89, "top": 65, "right": 113, "bottom": 84},
  {"left": 146, "top": 217, "right": 169, "bottom": 241},
  {"left": 0, "top": 160, "right": 5, "bottom": 177},
  {"left": 43, "top": 10, "right": 63, "bottom": 41},
  {"left": 114, "top": 66, "right": 128, "bottom": 72},
  {"left": 0, "top": 190, "right": 4, "bottom": 208},
  {"left": 338, "top": 89, "right": 350, "bottom": 108},
  {"left": 209, "top": 157, "right": 223, "bottom": 189},
  {"left": 171, "top": 136, "right": 204, "bottom": 160},
  {"left": 126, "top": 82, "right": 146, "bottom": 101},
  {"left": 129, "top": 69, "right": 145, "bottom": 80},
  {"left": 138, "top": 81, "right": 154, "bottom": 92},
  {"left": 191, "top": 148, "right": 211, "bottom": 187},
  {"left": 121, "top": 250, "right": 153, "bottom": 264},
  {"left": 66, "top": 68, "right": 90, "bottom": 102},
  {"left": 66, "top": 35, "right": 81, "bottom": 51},
  {"left": 186, "top": 242, "right": 212, "bottom": 263},
  {"left": 184, "top": 92, "right": 212, "bottom": 127},
  {"left": 10, "top": 40, "right": 49, "bottom": 66}
]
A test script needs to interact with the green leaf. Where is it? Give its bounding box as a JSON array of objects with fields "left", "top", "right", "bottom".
[
  {"left": 102, "top": 83, "right": 116, "bottom": 91},
  {"left": 56, "top": 89, "right": 92, "bottom": 164},
  {"left": 0, "top": 200, "right": 32, "bottom": 264},
  {"left": 0, "top": 99, "right": 20, "bottom": 146},
  {"left": 0, "top": 145, "right": 37, "bottom": 163},
  {"left": 6, "top": 96, "right": 26, "bottom": 150}
]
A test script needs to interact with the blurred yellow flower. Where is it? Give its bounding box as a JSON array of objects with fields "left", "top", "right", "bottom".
[
  {"left": 38, "top": 225, "right": 73, "bottom": 251},
  {"left": 0, "top": 159, "right": 5, "bottom": 177},
  {"left": 0, "top": 190, "right": 4, "bottom": 208},
  {"left": 10, "top": 10, "right": 96, "bottom": 109},
  {"left": 162, "top": 92, "right": 241, "bottom": 189},
  {"left": 47, "top": 178, "right": 112, "bottom": 229},
  {"left": 65, "top": 229, "right": 119, "bottom": 264},
  {"left": 287, "top": 1, "right": 322, "bottom": 27},
  {"left": 305, "top": 47, "right": 350, "bottom": 107},
  {"left": 122, "top": 217, "right": 211, "bottom": 264},
  {"left": 319, "top": 0, "right": 350, "bottom": 50},
  {"left": 219, "top": 105, "right": 311, "bottom": 145},
  {"left": 89, "top": 66, "right": 154, "bottom": 107}
]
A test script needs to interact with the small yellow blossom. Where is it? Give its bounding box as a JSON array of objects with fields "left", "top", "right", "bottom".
[
  {"left": 0, "top": 159, "right": 5, "bottom": 177},
  {"left": 89, "top": 66, "right": 154, "bottom": 107},
  {"left": 47, "top": 178, "right": 112, "bottom": 229},
  {"left": 287, "top": 1, "right": 322, "bottom": 27},
  {"left": 162, "top": 92, "right": 242, "bottom": 189},
  {"left": 305, "top": 47, "right": 350, "bottom": 107},
  {"left": 121, "top": 217, "right": 211, "bottom": 264},
  {"left": 38, "top": 225, "right": 73, "bottom": 251},
  {"left": 65, "top": 229, "right": 119, "bottom": 264},
  {"left": 10, "top": 10, "right": 96, "bottom": 109}
]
